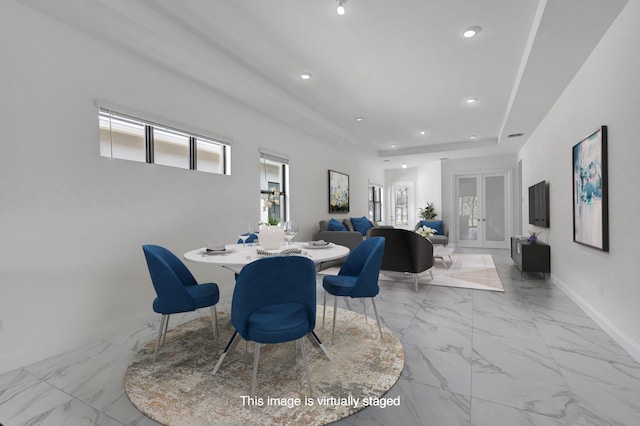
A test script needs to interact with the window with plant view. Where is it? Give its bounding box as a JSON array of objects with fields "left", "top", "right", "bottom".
[
  {"left": 260, "top": 151, "right": 289, "bottom": 225},
  {"left": 368, "top": 183, "right": 383, "bottom": 222}
]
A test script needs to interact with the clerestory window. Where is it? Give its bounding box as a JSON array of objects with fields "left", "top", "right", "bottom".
[{"left": 99, "top": 107, "right": 230, "bottom": 175}]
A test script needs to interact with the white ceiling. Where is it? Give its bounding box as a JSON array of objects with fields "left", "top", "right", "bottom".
[{"left": 21, "top": 0, "right": 628, "bottom": 168}]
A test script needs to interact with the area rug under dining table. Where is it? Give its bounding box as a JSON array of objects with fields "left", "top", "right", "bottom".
[{"left": 125, "top": 307, "right": 404, "bottom": 426}]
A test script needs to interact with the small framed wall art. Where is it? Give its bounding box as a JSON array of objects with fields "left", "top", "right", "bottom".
[
  {"left": 572, "top": 125, "right": 609, "bottom": 251},
  {"left": 328, "top": 170, "right": 350, "bottom": 213}
]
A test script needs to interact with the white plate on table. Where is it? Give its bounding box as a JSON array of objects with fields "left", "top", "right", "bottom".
[
  {"left": 303, "top": 242, "right": 333, "bottom": 249},
  {"left": 202, "top": 248, "right": 233, "bottom": 255}
]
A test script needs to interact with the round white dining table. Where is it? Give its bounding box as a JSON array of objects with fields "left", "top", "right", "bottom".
[
  {"left": 184, "top": 241, "right": 348, "bottom": 362},
  {"left": 183, "top": 241, "right": 350, "bottom": 274}
]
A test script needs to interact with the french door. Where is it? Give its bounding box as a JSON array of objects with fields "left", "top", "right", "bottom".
[
  {"left": 455, "top": 171, "right": 511, "bottom": 248},
  {"left": 389, "top": 181, "right": 415, "bottom": 230}
]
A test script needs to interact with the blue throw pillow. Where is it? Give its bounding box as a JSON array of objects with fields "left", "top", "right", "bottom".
[
  {"left": 328, "top": 218, "right": 347, "bottom": 231},
  {"left": 420, "top": 220, "right": 444, "bottom": 235},
  {"left": 351, "top": 216, "right": 372, "bottom": 236}
]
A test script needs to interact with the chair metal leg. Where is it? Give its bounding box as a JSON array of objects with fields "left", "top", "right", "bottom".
[
  {"left": 153, "top": 315, "right": 167, "bottom": 363},
  {"left": 331, "top": 295, "right": 338, "bottom": 344},
  {"left": 293, "top": 340, "right": 297, "bottom": 363},
  {"left": 322, "top": 291, "right": 327, "bottom": 328},
  {"left": 251, "top": 342, "right": 261, "bottom": 396},
  {"left": 371, "top": 298, "right": 383, "bottom": 339},
  {"left": 362, "top": 299, "right": 368, "bottom": 324},
  {"left": 300, "top": 337, "right": 312, "bottom": 395},
  {"left": 413, "top": 274, "right": 419, "bottom": 292},
  {"left": 161, "top": 314, "right": 170, "bottom": 345},
  {"left": 210, "top": 305, "right": 219, "bottom": 351},
  {"left": 308, "top": 331, "right": 332, "bottom": 361},
  {"left": 244, "top": 340, "right": 250, "bottom": 371},
  {"left": 212, "top": 331, "right": 239, "bottom": 375}
]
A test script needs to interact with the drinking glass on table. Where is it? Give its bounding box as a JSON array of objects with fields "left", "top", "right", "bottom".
[
  {"left": 283, "top": 221, "right": 298, "bottom": 247},
  {"left": 238, "top": 222, "right": 252, "bottom": 250}
]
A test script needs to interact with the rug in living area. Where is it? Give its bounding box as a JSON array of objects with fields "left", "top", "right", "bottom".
[
  {"left": 376, "top": 253, "right": 504, "bottom": 292},
  {"left": 124, "top": 307, "right": 404, "bottom": 426}
]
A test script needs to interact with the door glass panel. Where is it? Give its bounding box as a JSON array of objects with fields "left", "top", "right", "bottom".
[
  {"left": 458, "top": 177, "right": 478, "bottom": 241},
  {"left": 394, "top": 186, "right": 408, "bottom": 226},
  {"left": 485, "top": 175, "right": 506, "bottom": 242}
]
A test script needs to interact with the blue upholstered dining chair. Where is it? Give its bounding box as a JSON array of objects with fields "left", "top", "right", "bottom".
[
  {"left": 142, "top": 244, "right": 220, "bottom": 362},
  {"left": 212, "top": 256, "right": 317, "bottom": 396},
  {"left": 237, "top": 233, "right": 259, "bottom": 244},
  {"left": 322, "top": 236, "right": 385, "bottom": 344}
]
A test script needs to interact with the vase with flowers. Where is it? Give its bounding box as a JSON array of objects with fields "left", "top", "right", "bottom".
[
  {"left": 416, "top": 225, "right": 436, "bottom": 239},
  {"left": 258, "top": 222, "right": 285, "bottom": 250},
  {"left": 529, "top": 230, "right": 539, "bottom": 244}
]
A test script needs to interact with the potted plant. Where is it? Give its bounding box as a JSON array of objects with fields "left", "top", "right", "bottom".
[{"left": 418, "top": 202, "right": 438, "bottom": 220}]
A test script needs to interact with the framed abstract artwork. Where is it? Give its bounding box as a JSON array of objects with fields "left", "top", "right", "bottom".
[
  {"left": 572, "top": 125, "right": 609, "bottom": 251},
  {"left": 328, "top": 170, "right": 350, "bottom": 213}
]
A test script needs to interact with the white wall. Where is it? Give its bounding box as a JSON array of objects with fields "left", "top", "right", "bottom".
[
  {"left": 0, "top": 1, "right": 383, "bottom": 373},
  {"left": 519, "top": 0, "right": 640, "bottom": 360}
]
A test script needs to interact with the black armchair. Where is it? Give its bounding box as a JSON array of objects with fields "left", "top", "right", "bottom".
[{"left": 366, "top": 228, "right": 434, "bottom": 292}]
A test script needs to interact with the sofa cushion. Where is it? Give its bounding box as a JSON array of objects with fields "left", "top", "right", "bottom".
[
  {"left": 419, "top": 220, "right": 444, "bottom": 235},
  {"left": 328, "top": 218, "right": 347, "bottom": 231},
  {"left": 351, "top": 216, "right": 373, "bottom": 236}
]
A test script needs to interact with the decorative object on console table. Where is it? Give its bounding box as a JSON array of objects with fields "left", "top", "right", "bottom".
[
  {"left": 528, "top": 230, "right": 539, "bottom": 244},
  {"left": 328, "top": 170, "right": 349, "bottom": 213},
  {"left": 572, "top": 125, "right": 609, "bottom": 251},
  {"left": 511, "top": 237, "right": 550, "bottom": 277}
]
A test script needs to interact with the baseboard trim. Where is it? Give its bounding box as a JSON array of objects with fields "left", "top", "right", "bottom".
[
  {"left": 0, "top": 311, "right": 157, "bottom": 375},
  {"left": 551, "top": 273, "right": 640, "bottom": 364}
]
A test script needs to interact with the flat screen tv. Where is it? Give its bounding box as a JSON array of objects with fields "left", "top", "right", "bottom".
[{"left": 528, "top": 180, "right": 549, "bottom": 227}]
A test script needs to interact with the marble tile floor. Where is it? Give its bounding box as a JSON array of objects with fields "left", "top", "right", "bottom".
[{"left": 2, "top": 248, "right": 640, "bottom": 425}]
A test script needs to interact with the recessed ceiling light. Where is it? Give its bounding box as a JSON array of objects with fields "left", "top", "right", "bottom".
[
  {"left": 466, "top": 97, "right": 479, "bottom": 104},
  {"left": 469, "top": 135, "right": 478, "bottom": 139},
  {"left": 402, "top": 163, "right": 407, "bottom": 169},
  {"left": 300, "top": 73, "right": 311, "bottom": 80},
  {"left": 463, "top": 26, "right": 482, "bottom": 38},
  {"left": 355, "top": 117, "right": 364, "bottom": 122},
  {"left": 336, "top": 0, "right": 346, "bottom": 15},
  {"left": 420, "top": 128, "right": 426, "bottom": 135},
  {"left": 391, "top": 144, "right": 396, "bottom": 148}
]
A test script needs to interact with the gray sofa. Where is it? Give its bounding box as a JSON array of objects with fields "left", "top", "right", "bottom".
[
  {"left": 367, "top": 227, "right": 434, "bottom": 292},
  {"left": 414, "top": 220, "right": 449, "bottom": 246},
  {"left": 317, "top": 218, "right": 381, "bottom": 250}
]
